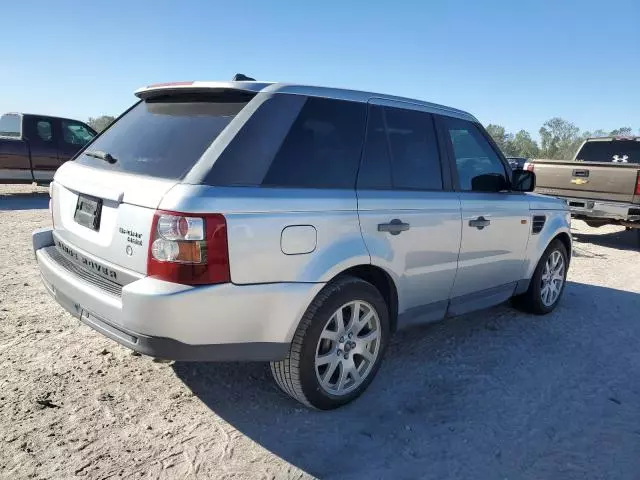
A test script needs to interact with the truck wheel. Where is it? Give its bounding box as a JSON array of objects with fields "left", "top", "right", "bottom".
[
  {"left": 270, "top": 276, "right": 390, "bottom": 410},
  {"left": 513, "top": 240, "right": 569, "bottom": 315}
]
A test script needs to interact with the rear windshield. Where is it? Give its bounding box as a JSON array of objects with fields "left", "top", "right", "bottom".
[
  {"left": 576, "top": 140, "right": 640, "bottom": 163},
  {"left": 75, "top": 93, "right": 253, "bottom": 179},
  {"left": 0, "top": 114, "right": 21, "bottom": 138}
]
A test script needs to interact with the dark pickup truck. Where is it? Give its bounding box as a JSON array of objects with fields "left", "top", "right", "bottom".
[{"left": 0, "top": 112, "right": 96, "bottom": 184}]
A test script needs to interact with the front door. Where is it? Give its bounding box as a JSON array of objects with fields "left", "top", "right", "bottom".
[
  {"left": 58, "top": 119, "right": 96, "bottom": 163},
  {"left": 357, "top": 102, "right": 462, "bottom": 324},
  {"left": 438, "top": 116, "right": 530, "bottom": 311}
]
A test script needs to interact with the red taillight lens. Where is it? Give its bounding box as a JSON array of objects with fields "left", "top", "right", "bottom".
[
  {"left": 147, "top": 211, "right": 230, "bottom": 285},
  {"left": 635, "top": 172, "right": 640, "bottom": 196}
]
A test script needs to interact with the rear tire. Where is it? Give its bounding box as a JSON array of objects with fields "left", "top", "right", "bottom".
[
  {"left": 513, "top": 239, "right": 568, "bottom": 315},
  {"left": 270, "top": 276, "right": 390, "bottom": 410}
]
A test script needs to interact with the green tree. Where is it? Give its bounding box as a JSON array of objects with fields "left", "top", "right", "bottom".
[
  {"left": 510, "top": 130, "right": 540, "bottom": 158},
  {"left": 539, "top": 117, "right": 581, "bottom": 159},
  {"left": 609, "top": 127, "right": 633, "bottom": 136},
  {"left": 87, "top": 115, "right": 116, "bottom": 133},
  {"left": 485, "top": 124, "right": 514, "bottom": 155},
  {"left": 587, "top": 129, "right": 608, "bottom": 138}
]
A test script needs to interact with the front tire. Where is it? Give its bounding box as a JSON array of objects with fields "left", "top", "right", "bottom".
[
  {"left": 513, "top": 239, "right": 568, "bottom": 315},
  {"left": 270, "top": 276, "right": 390, "bottom": 410}
]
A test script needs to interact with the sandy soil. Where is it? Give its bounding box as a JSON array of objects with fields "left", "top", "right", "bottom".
[{"left": 1, "top": 183, "right": 639, "bottom": 480}]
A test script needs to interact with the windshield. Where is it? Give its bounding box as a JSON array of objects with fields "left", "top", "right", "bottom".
[
  {"left": 576, "top": 140, "right": 640, "bottom": 163},
  {"left": 0, "top": 114, "right": 21, "bottom": 138},
  {"left": 75, "top": 92, "right": 253, "bottom": 179}
]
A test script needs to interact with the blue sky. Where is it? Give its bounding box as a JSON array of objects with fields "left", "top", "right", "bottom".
[{"left": 2, "top": 0, "right": 638, "bottom": 137}]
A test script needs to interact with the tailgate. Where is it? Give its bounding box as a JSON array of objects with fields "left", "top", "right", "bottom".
[
  {"left": 51, "top": 162, "right": 176, "bottom": 276},
  {"left": 534, "top": 161, "right": 639, "bottom": 203},
  {"left": 48, "top": 90, "right": 253, "bottom": 278}
]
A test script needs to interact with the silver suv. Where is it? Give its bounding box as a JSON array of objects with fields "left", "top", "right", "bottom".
[{"left": 32, "top": 80, "right": 571, "bottom": 409}]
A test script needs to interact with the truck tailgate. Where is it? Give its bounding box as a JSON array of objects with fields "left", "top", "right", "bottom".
[{"left": 533, "top": 160, "right": 639, "bottom": 203}]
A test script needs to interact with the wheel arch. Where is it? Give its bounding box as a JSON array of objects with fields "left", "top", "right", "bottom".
[
  {"left": 553, "top": 231, "right": 572, "bottom": 263},
  {"left": 332, "top": 264, "right": 400, "bottom": 333}
]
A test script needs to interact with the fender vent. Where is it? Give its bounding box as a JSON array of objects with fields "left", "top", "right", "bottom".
[{"left": 532, "top": 215, "right": 546, "bottom": 235}]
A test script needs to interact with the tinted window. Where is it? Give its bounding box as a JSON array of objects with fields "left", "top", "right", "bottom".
[
  {"left": 358, "top": 105, "right": 443, "bottom": 190},
  {"left": 357, "top": 106, "right": 392, "bottom": 188},
  {"left": 36, "top": 121, "right": 53, "bottom": 142},
  {"left": 261, "top": 97, "right": 366, "bottom": 188},
  {"left": 442, "top": 117, "right": 506, "bottom": 191},
  {"left": 385, "top": 107, "right": 442, "bottom": 190},
  {"left": 24, "top": 117, "right": 55, "bottom": 145},
  {"left": 0, "top": 114, "right": 21, "bottom": 138},
  {"left": 75, "top": 93, "right": 253, "bottom": 179},
  {"left": 62, "top": 120, "right": 95, "bottom": 147},
  {"left": 576, "top": 140, "right": 640, "bottom": 163}
]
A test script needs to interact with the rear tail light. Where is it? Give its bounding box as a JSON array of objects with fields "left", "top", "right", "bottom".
[
  {"left": 147, "top": 211, "right": 230, "bottom": 285},
  {"left": 635, "top": 172, "right": 640, "bottom": 196}
]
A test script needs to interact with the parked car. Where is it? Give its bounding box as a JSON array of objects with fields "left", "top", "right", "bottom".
[
  {"left": 32, "top": 79, "right": 571, "bottom": 409},
  {"left": 507, "top": 156, "right": 528, "bottom": 170},
  {"left": 528, "top": 137, "right": 640, "bottom": 242},
  {"left": 0, "top": 112, "right": 96, "bottom": 184}
]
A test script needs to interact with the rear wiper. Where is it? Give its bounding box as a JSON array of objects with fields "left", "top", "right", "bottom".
[{"left": 84, "top": 150, "right": 118, "bottom": 164}]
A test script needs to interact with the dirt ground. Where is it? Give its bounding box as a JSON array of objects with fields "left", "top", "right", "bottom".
[{"left": 1, "top": 183, "right": 639, "bottom": 480}]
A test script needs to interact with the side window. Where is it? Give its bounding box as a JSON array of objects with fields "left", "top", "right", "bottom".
[
  {"left": 61, "top": 120, "right": 95, "bottom": 147},
  {"left": 385, "top": 107, "right": 442, "bottom": 190},
  {"left": 25, "top": 118, "right": 54, "bottom": 145},
  {"left": 358, "top": 105, "right": 443, "bottom": 191},
  {"left": 441, "top": 117, "right": 507, "bottom": 191},
  {"left": 261, "top": 97, "right": 366, "bottom": 189}
]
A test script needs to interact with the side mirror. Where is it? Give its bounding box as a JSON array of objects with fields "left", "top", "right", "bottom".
[
  {"left": 511, "top": 169, "right": 536, "bottom": 192},
  {"left": 470, "top": 173, "right": 509, "bottom": 192}
]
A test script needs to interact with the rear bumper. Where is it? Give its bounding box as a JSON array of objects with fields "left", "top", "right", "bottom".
[
  {"left": 33, "top": 228, "right": 323, "bottom": 361},
  {"left": 562, "top": 198, "right": 640, "bottom": 222}
]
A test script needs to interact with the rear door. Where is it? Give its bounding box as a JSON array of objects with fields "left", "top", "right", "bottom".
[
  {"left": 51, "top": 92, "right": 253, "bottom": 277},
  {"left": 23, "top": 115, "right": 60, "bottom": 181},
  {"left": 357, "top": 102, "right": 461, "bottom": 324},
  {"left": 438, "top": 116, "right": 530, "bottom": 312},
  {"left": 0, "top": 114, "right": 31, "bottom": 180}
]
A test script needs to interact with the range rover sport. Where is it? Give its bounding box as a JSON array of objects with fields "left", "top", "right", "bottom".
[{"left": 32, "top": 80, "right": 571, "bottom": 409}]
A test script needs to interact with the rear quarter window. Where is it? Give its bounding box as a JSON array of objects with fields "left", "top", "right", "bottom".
[
  {"left": 260, "top": 97, "right": 366, "bottom": 189},
  {"left": 75, "top": 92, "right": 253, "bottom": 179}
]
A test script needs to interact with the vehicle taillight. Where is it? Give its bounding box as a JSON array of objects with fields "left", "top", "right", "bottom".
[
  {"left": 635, "top": 172, "right": 640, "bottom": 196},
  {"left": 147, "top": 211, "right": 230, "bottom": 285}
]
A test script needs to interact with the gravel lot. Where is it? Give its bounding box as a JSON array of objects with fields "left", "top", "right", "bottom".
[{"left": 1, "top": 183, "right": 639, "bottom": 480}]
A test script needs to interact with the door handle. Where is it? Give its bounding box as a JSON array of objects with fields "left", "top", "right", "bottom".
[
  {"left": 572, "top": 169, "right": 589, "bottom": 177},
  {"left": 469, "top": 216, "right": 491, "bottom": 230},
  {"left": 378, "top": 219, "right": 410, "bottom": 235}
]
